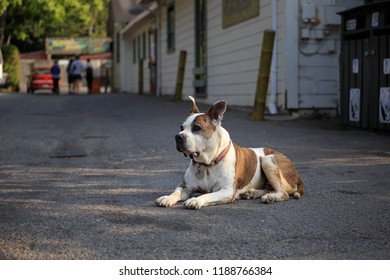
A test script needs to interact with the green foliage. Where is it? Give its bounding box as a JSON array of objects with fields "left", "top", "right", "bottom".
[
  {"left": 1, "top": 44, "right": 20, "bottom": 90},
  {"left": 1, "top": 0, "right": 110, "bottom": 52},
  {"left": 0, "top": 0, "right": 22, "bottom": 15}
]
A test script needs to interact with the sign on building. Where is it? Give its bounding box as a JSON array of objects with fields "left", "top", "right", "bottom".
[
  {"left": 222, "top": 0, "right": 260, "bottom": 29},
  {"left": 46, "top": 38, "right": 111, "bottom": 55}
]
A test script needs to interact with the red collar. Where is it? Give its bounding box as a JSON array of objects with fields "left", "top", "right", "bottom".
[{"left": 192, "top": 141, "right": 231, "bottom": 167}]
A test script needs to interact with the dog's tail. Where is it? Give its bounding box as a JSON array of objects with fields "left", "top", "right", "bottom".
[{"left": 293, "top": 177, "right": 304, "bottom": 199}]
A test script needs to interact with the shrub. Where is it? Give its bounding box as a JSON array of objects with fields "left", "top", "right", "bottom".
[{"left": 1, "top": 44, "right": 20, "bottom": 91}]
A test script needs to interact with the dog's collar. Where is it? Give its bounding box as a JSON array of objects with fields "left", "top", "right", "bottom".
[{"left": 191, "top": 141, "right": 231, "bottom": 167}]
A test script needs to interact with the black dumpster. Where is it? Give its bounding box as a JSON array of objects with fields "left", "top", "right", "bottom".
[{"left": 339, "top": 1, "right": 390, "bottom": 131}]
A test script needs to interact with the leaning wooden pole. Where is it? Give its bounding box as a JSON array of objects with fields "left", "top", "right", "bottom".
[
  {"left": 252, "top": 29, "right": 275, "bottom": 121},
  {"left": 174, "top": 50, "right": 187, "bottom": 101}
]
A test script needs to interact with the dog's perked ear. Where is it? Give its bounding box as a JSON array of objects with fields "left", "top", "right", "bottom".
[
  {"left": 189, "top": 96, "right": 200, "bottom": 114},
  {"left": 207, "top": 100, "right": 227, "bottom": 122}
]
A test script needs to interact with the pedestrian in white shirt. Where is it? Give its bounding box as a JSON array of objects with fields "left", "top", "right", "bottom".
[{"left": 70, "top": 55, "right": 84, "bottom": 94}]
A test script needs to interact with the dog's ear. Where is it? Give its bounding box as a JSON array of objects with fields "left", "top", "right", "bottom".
[
  {"left": 189, "top": 96, "right": 200, "bottom": 114},
  {"left": 207, "top": 100, "right": 227, "bottom": 122}
]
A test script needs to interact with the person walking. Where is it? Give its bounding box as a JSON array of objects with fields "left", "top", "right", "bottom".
[
  {"left": 85, "top": 59, "right": 93, "bottom": 94},
  {"left": 51, "top": 59, "right": 61, "bottom": 94},
  {"left": 70, "top": 55, "right": 84, "bottom": 94},
  {"left": 66, "top": 57, "right": 74, "bottom": 94}
]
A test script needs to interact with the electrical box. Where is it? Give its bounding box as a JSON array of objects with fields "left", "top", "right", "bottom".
[
  {"left": 314, "top": 29, "right": 324, "bottom": 40},
  {"left": 301, "top": 28, "right": 310, "bottom": 39},
  {"left": 324, "top": 6, "right": 346, "bottom": 25},
  {"left": 302, "top": 3, "right": 317, "bottom": 23}
]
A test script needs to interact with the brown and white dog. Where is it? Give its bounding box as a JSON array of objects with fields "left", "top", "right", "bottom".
[{"left": 155, "top": 97, "right": 304, "bottom": 209}]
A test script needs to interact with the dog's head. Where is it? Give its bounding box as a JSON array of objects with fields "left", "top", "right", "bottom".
[{"left": 175, "top": 96, "right": 227, "bottom": 163}]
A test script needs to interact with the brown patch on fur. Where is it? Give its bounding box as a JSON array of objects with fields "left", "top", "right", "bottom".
[
  {"left": 206, "top": 100, "right": 227, "bottom": 121},
  {"left": 261, "top": 148, "right": 304, "bottom": 196},
  {"left": 193, "top": 114, "right": 216, "bottom": 139},
  {"left": 233, "top": 143, "right": 258, "bottom": 190},
  {"left": 263, "top": 148, "right": 275, "bottom": 156},
  {"left": 265, "top": 149, "right": 304, "bottom": 195}
]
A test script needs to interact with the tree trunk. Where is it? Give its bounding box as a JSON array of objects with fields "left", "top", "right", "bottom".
[{"left": 0, "top": 12, "right": 6, "bottom": 47}]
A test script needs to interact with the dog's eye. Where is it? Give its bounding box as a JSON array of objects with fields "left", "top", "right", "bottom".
[
  {"left": 192, "top": 124, "right": 201, "bottom": 132},
  {"left": 180, "top": 126, "right": 184, "bottom": 131}
]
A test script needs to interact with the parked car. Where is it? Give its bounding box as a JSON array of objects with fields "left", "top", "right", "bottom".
[
  {"left": 0, "top": 72, "right": 11, "bottom": 89},
  {"left": 28, "top": 66, "right": 59, "bottom": 93}
]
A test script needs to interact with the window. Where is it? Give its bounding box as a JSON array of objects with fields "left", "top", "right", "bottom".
[{"left": 167, "top": 3, "right": 175, "bottom": 52}]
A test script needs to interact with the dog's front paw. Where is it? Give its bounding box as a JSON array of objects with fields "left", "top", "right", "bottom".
[
  {"left": 155, "top": 195, "right": 178, "bottom": 207},
  {"left": 183, "top": 197, "right": 205, "bottom": 210}
]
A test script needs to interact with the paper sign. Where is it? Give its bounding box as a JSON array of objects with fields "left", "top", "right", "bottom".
[
  {"left": 379, "top": 87, "right": 390, "bottom": 123},
  {"left": 384, "top": 58, "right": 390, "bottom": 75},
  {"left": 346, "top": 19, "right": 356, "bottom": 31},
  {"left": 349, "top": 88, "right": 360, "bottom": 122},
  {"left": 352, "top": 59, "right": 359, "bottom": 74},
  {"left": 372, "top": 12, "right": 379, "bottom": 27}
]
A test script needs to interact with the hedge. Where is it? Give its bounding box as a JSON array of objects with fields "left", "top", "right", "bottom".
[{"left": 1, "top": 44, "right": 20, "bottom": 91}]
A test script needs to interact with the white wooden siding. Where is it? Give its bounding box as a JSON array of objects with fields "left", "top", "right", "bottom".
[
  {"left": 119, "top": 0, "right": 365, "bottom": 113},
  {"left": 206, "top": 0, "right": 273, "bottom": 106},
  {"left": 295, "top": 0, "right": 364, "bottom": 111},
  {"left": 121, "top": 18, "right": 155, "bottom": 94},
  {"left": 276, "top": 0, "right": 286, "bottom": 110},
  {"left": 160, "top": 0, "right": 195, "bottom": 96}
]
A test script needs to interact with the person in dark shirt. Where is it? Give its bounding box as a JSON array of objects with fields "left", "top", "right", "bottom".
[
  {"left": 66, "top": 57, "right": 74, "bottom": 93},
  {"left": 85, "top": 59, "right": 93, "bottom": 94},
  {"left": 51, "top": 60, "right": 61, "bottom": 94}
]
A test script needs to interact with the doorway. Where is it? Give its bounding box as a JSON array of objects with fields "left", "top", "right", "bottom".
[
  {"left": 194, "top": 0, "right": 207, "bottom": 97},
  {"left": 149, "top": 28, "right": 157, "bottom": 94}
]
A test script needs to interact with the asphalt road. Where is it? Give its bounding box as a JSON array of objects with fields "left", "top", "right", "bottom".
[{"left": 0, "top": 93, "right": 389, "bottom": 260}]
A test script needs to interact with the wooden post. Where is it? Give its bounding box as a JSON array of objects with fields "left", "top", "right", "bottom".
[
  {"left": 174, "top": 50, "right": 187, "bottom": 101},
  {"left": 138, "top": 58, "right": 144, "bottom": 95},
  {"left": 252, "top": 30, "right": 275, "bottom": 121}
]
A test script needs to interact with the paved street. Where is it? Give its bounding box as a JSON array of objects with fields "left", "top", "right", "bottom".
[{"left": 0, "top": 92, "right": 389, "bottom": 260}]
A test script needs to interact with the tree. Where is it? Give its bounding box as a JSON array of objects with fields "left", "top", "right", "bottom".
[
  {"left": 0, "top": 0, "right": 22, "bottom": 47},
  {"left": 1, "top": 0, "right": 109, "bottom": 52},
  {"left": 1, "top": 44, "right": 20, "bottom": 90}
]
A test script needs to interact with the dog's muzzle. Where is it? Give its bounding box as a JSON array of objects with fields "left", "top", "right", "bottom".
[
  {"left": 175, "top": 134, "right": 200, "bottom": 158},
  {"left": 175, "top": 133, "right": 187, "bottom": 152}
]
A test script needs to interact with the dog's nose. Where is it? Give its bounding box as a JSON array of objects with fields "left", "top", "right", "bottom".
[{"left": 175, "top": 134, "right": 185, "bottom": 143}]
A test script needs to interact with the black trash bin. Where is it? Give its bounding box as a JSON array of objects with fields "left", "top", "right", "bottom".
[{"left": 339, "top": 1, "right": 390, "bottom": 131}]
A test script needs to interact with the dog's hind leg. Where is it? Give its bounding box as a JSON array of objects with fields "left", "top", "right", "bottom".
[
  {"left": 260, "top": 154, "right": 298, "bottom": 204},
  {"left": 240, "top": 188, "right": 270, "bottom": 200}
]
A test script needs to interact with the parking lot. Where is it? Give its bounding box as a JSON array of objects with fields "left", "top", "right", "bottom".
[{"left": 0, "top": 93, "right": 389, "bottom": 259}]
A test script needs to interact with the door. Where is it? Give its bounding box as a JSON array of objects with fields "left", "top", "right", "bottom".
[{"left": 149, "top": 28, "right": 157, "bottom": 94}]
